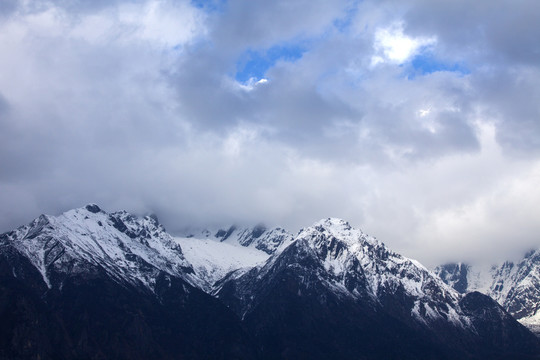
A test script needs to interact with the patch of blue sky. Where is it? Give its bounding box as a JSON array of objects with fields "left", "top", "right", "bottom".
[
  {"left": 190, "top": 0, "right": 226, "bottom": 12},
  {"left": 333, "top": 1, "right": 359, "bottom": 33},
  {"left": 235, "top": 43, "right": 307, "bottom": 83},
  {"left": 406, "top": 52, "right": 470, "bottom": 79}
]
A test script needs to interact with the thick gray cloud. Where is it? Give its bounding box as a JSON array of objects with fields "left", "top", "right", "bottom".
[
  {"left": 472, "top": 67, "right": 540, "bottom": 153},
  {"left": 398, "top": 0, "right": 540, "bottom": 154},
  {"left": 212, "top": 0, "right": 349, "bottom": 51},
  {"left": 1, "top": 0, "right": 539, "bottom": 267},
  {"left": 402, "top": 0, "right": 540, "bottom": 65},
  {"left": 0, "top": 0, "right": 17, "bottom": 17}
]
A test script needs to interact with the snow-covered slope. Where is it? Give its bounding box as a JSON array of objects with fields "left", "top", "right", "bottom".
[
  {"left": 186, "top": 225, "right": 294, "bottom": 255},
  {"left": 175, "top": 236, "right": 269, "bottom": 290},
  {"left": 435, "top": 263, "right": 495, "bottom": 294},
  {"left": 435, "top": 250, "right": 540, "bottom": 334},
  {"left": 177, "top": 224, "right": 294, "bottom": 289},
  {"left": 0, "top": 204, "right": 198, "bottom": 290}
]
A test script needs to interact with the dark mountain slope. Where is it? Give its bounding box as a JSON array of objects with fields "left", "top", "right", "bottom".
[{"left": 216, "top": 219, "right": 540, "bottom": 360}]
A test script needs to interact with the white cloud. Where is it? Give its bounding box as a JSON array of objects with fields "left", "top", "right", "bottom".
[
  {"left": 232, "top": 77, "right": 269, "bottom": 92},
  {"left": 417, "top": 108, "right": 431, "bottom": 117},
  {"left": 222, "top": 125, "right": 262, "bottom": 158},
  {"left": 412, "top": 159, "right": 540, "bottom": 265},
  {"left": 5, "top": 1, "right": 207, "bottom": 48},
  {"left": 119, "top": 0, "right": 207, "bottom": 47},
  {"left": 372, "top": 22, "right": 436, "bottom": 65}
]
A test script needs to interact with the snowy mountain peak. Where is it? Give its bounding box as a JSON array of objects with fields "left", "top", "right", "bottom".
[
  {"left": 313, "top": 217, "right": 352, "bottom": 229},
  {"left": 300, "top": 220, "right": 454, "bottom": 299},
  {"left": 299, "top": 218, "right": 382, "bottom": 252},
  {"left": 1, "top": 205, "right": 198, "bottom": 291}
]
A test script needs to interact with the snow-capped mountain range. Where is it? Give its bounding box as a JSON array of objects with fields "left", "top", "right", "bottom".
[
  {"left": 435, "top": 250, "right": 540, "bottom": 335},
  {"left": 1, "top": 204, "right": 539, "bottom": 359}
]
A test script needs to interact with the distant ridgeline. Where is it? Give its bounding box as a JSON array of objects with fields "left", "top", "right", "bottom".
[{"left": 436, "top": 252, "right": 540, "bottom": 337}]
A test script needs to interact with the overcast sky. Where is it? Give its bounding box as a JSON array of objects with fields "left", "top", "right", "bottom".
[{"left": 1, "top": 0, "right": 539, "bottom": 266}]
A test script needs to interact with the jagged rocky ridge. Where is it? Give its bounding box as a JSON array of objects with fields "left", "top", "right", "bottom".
[
  {"left": 436, "top": 251, "right": 540, "bottom": 335},
  {"left": 1, "top": 206, "right": 539, "bottom": 359},
  {"left": 3, "top": 204, "right": 197, "bottom": 290}
]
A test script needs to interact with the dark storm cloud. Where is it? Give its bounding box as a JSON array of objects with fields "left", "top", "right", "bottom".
[{"left": 1, "top": 0, "right": 540, "bottom": 266}]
